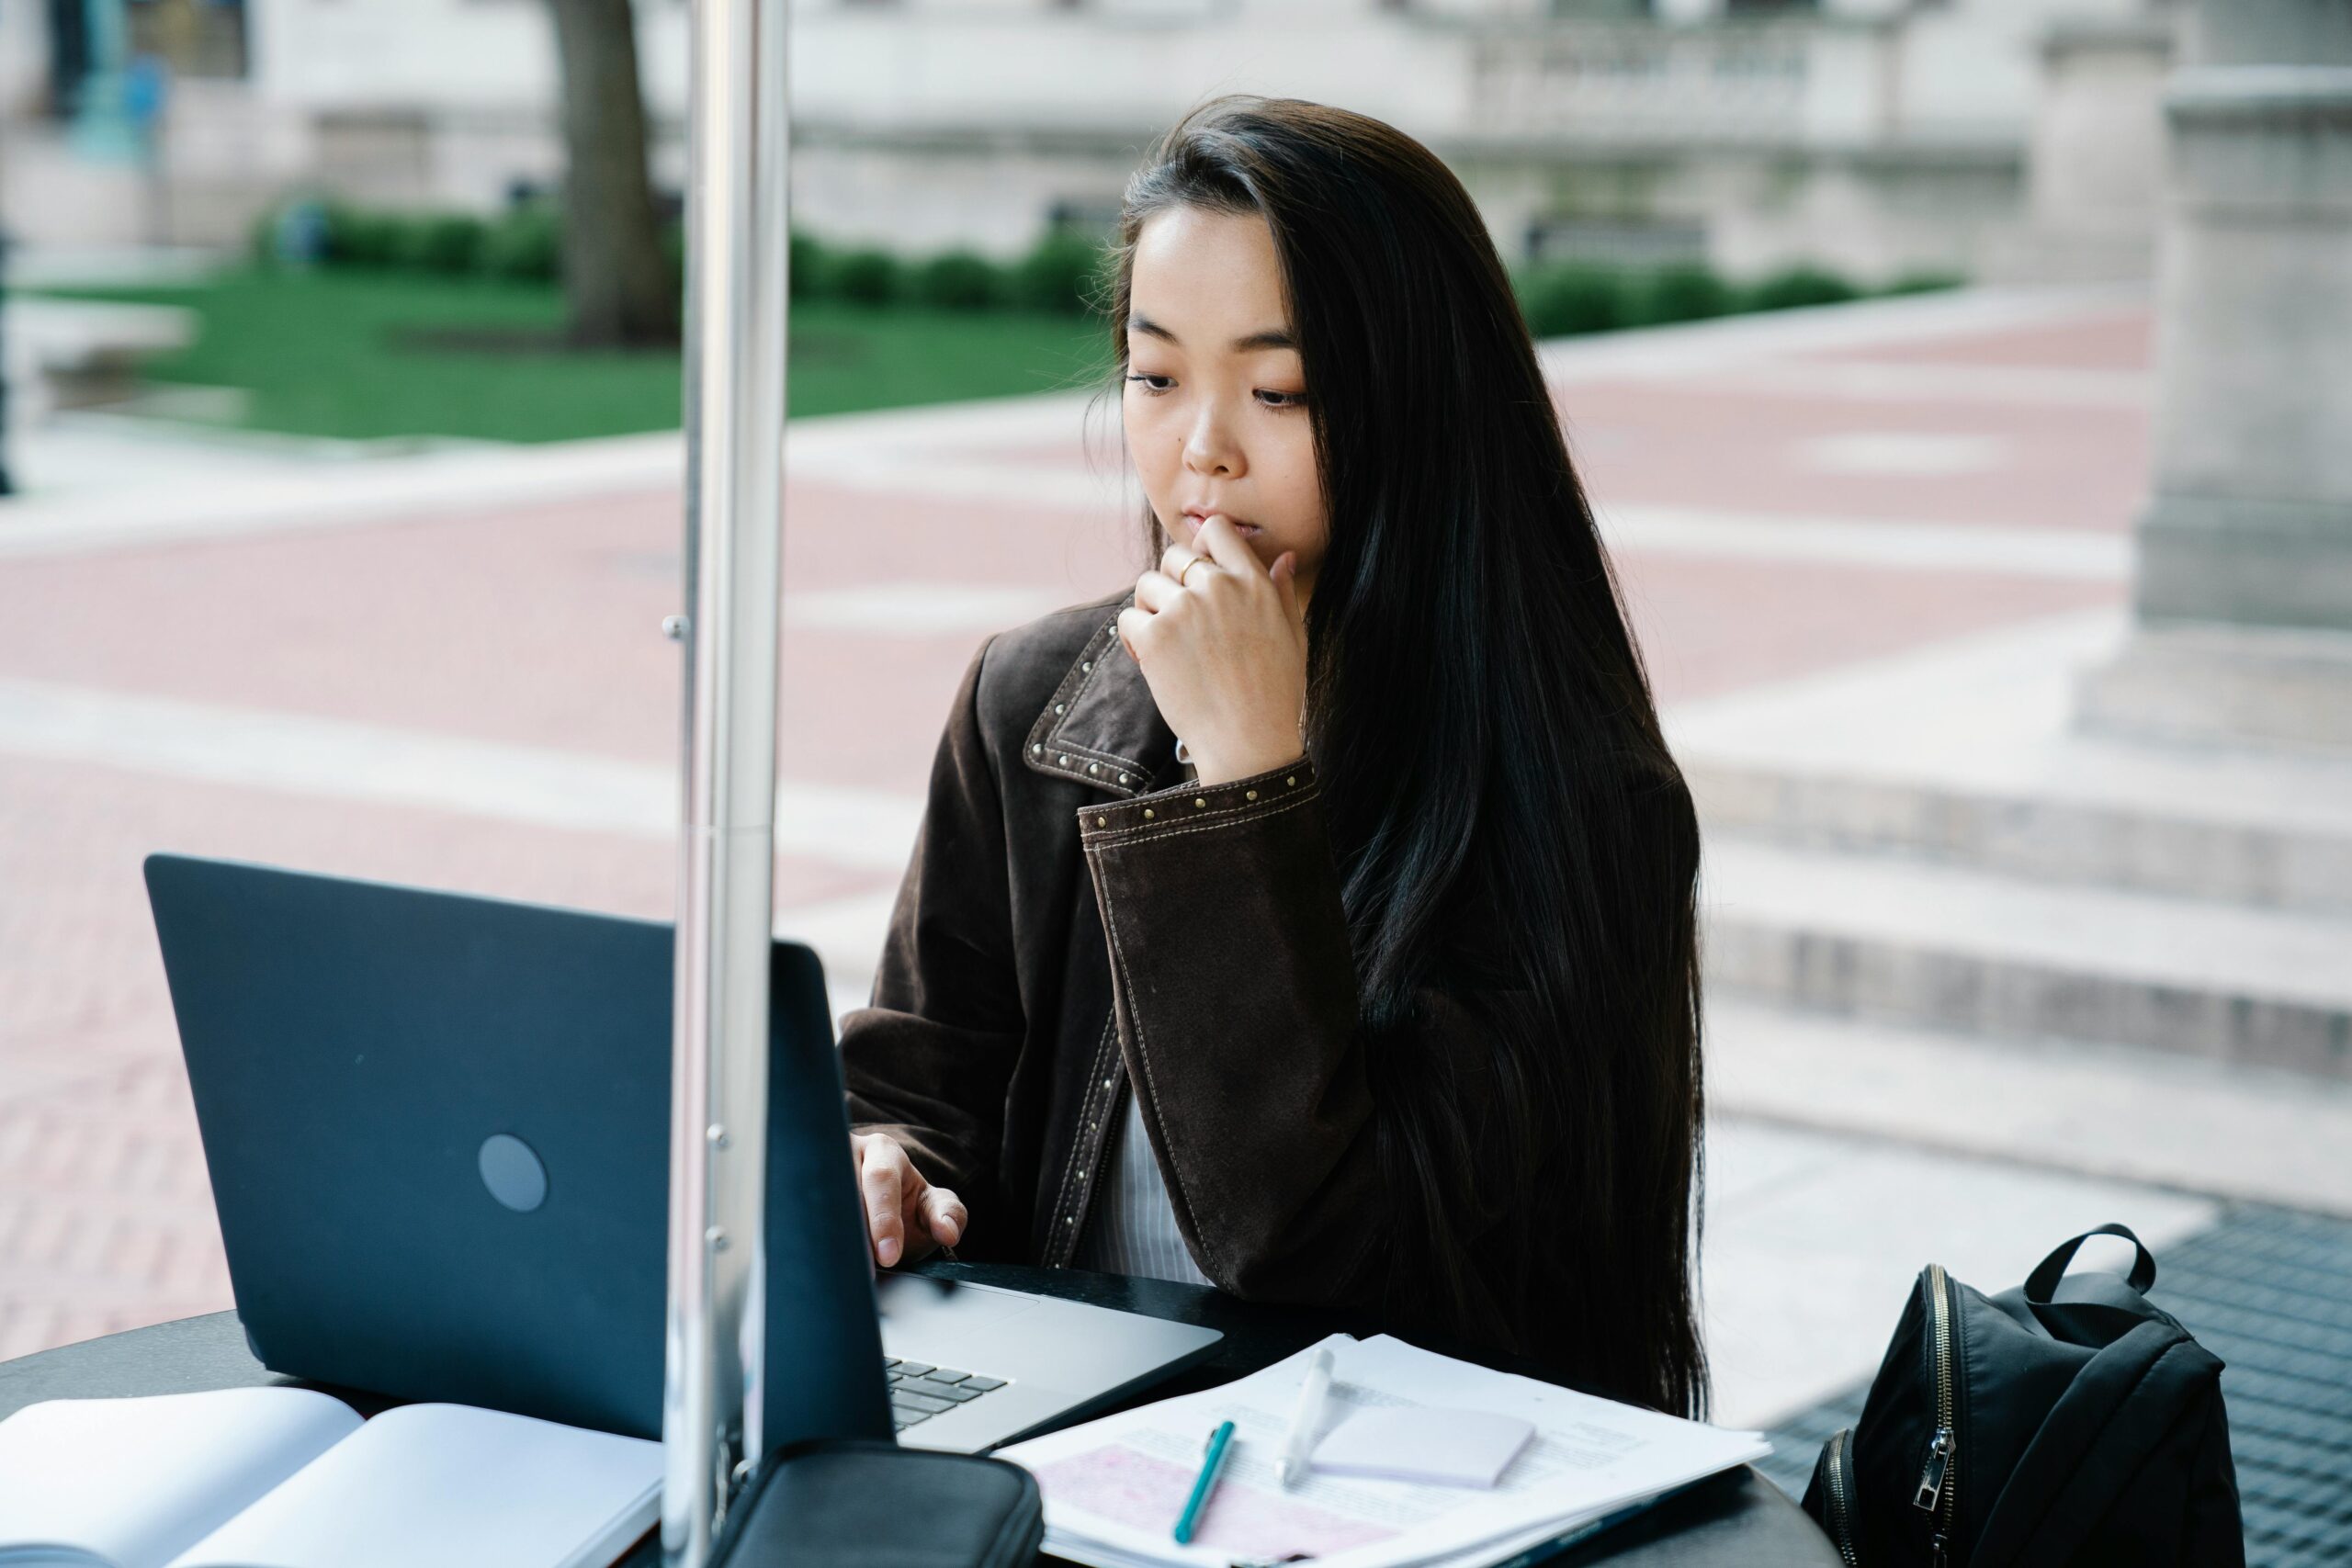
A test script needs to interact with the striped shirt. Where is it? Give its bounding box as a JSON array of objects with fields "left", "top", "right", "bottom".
[{"left": 1072, "top": 1091, "right": 1215, "bottom": 1286}]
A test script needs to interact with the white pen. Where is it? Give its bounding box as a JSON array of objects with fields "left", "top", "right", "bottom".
[{"left": 1277, "top": 1344, "right": 1337, "bottom": 1489}]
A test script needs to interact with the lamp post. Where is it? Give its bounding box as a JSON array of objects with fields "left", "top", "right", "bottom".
[{"left": 662, "top": 0, "right": 792, "bottom": 1563}]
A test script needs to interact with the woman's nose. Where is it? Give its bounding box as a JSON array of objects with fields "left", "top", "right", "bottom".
[{"left": 1182, "top": 406, "right": 1243, "bottom": 478}]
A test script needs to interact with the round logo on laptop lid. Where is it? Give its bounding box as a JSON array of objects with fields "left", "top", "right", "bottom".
[{"left": 478, "top": 1132, "right": 548, "bottom": 1213}]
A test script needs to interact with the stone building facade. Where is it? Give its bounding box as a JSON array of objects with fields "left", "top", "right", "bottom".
[{"left": 5, "top": 0, "right": 2172, "bottom": 282}]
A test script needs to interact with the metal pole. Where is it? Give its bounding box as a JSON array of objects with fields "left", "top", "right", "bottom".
[
  {"left": 0, "top": 24, "right": 14, "bottom": 499},
  {"left": 663, "top": 0, "right": 790, "bottom": 1562},
  {"left": 1, "top": 226, "right": 14, "bottom": 499}
]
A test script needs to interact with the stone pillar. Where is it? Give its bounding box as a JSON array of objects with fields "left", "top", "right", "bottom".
[
  {"left": 1991, "top": 17, "right": 2174, "bottom": 283},
  {"left": 2075, "top": 0, "right": 2352, "bottom": 749}
]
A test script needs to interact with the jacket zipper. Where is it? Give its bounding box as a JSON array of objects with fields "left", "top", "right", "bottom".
[
  {"left": 1824, "top": 1427, "right": 1861, "bottom": 1568},
  {"left": 1912, "top": 1262, "right": 1959, "bottom": 1566}
]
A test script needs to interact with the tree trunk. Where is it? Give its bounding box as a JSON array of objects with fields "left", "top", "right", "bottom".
[{"left": 547, "top": 0, "right": 679, "bottom": 347}]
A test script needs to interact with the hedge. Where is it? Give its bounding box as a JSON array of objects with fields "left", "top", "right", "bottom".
[
  {"left": 254, "top": 197, "right": 1119, "bottom": 318},
  {"left": 254, "top": 198, "right": 1960, "bottom": 330},
  {"left": 1513, "top": 258, "right": 1959, "bottom": 337}
]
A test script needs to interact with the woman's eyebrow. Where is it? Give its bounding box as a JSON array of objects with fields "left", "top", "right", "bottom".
[{"left": 1127, "top": 312, "right": 1296, "bottom": 353}]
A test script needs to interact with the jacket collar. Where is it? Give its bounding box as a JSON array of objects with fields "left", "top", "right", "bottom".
[{"left": 1021, "top": 593, "right": 1177, "bottom": 799}]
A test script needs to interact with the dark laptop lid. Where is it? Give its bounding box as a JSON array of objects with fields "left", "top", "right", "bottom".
[{"left": 142, "top": 852, "right": 892, "bottom": 1448}]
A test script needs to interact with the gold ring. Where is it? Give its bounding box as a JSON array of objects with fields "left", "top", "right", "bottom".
[{"left": 1179, "top": 557, "right": 1215, "bottom": 589}]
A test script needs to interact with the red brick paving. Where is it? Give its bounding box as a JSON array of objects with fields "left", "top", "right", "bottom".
[
  {"left": 1615, "top": 553, "right": 2116, "bottom": 703},
  {"left": 0, "top": 299, "right": 2152, "bottom": 1359},
  {"left": 0, "top": 482, "right": 1132, "bottom": 780},
  {"left": 1799, "top": 310, "right": 2153, "bottom": 371},
  {"left": 1563, "top": 380, "right": 2149, "bottom": 533}
]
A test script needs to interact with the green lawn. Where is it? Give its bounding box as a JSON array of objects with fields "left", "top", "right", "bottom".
[{"left": 38, "top": 268, "right": 1118, "bottom": 444}]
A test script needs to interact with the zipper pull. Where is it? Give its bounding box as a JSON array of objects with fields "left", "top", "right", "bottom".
[{"left": 1914, "top": 1426, "right": 1955, "bottom": 1511}]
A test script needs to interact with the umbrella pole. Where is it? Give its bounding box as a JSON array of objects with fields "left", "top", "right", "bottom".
[{"left": 663, "top": 0, "right": 793, "bottom": 1562}]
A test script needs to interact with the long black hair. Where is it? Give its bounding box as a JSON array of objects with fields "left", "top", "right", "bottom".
[{"left": 1096, "top": 95, "right": 1708, "bottom": 1416}]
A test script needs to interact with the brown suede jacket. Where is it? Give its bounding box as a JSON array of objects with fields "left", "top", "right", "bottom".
[{"left": 839, "top": 587, "right": 1512, "bottom": 1322}]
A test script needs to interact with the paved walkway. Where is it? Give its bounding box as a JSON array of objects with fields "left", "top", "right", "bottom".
[{"left": 0, "top": 285, "right": 2223, "bottom": 1424}]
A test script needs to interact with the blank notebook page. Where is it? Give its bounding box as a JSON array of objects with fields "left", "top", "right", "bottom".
[
  {"left": 0, "top": 1388, "right": 361, "bottom": 1568},
  {"left": 164, "top": 1403, "right": 662, "bottom": 1568}
]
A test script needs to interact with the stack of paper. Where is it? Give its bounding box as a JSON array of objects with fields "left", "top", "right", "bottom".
[{"left": 996, "top": 1334, "right": 1770, "bottom": 1568}]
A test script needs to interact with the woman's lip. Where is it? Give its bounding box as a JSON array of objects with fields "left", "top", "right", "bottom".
[{"left": 1182, "top": 511, "right": 1260, "bottom": 535}]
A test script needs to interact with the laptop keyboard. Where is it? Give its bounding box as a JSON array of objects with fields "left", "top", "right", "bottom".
[{"left": 885, "top": 1357, "right": 1010, "bottom": 1430}]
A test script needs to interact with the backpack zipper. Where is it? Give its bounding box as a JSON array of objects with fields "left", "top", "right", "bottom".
[
  {"left": 1912, "top": 1262, "right": 1960, "bottom": 1565},
  {"left": 1824, "top": 1427, "right": 1861, "bottom": 1567}
]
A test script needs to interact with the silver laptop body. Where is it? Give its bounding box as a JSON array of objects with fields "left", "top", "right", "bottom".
[{"left": 876, "top": 1272, "right": 1222, "bottom": 1451}]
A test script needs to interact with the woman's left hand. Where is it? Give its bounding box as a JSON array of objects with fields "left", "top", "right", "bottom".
[{"left": 1116, "top": 513, "right": 1309, "bottom": 785}]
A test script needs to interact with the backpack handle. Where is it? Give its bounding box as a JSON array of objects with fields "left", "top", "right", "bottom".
[{"left": 2024, "top": 1223, "right": 2157, "bottom": 1302}]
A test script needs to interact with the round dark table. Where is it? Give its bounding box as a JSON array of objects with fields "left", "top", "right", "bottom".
[{"left": 0, "top": 1260, "right": 1837, "bottom": 1567}]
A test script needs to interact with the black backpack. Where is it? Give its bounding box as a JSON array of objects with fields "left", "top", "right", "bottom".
[{"left": 1799, "top": 1224, "right": 2244, "bottom": 1566}]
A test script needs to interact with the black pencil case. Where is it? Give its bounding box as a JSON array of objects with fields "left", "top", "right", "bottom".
[{"left": 709, "top": 1436, "right": 1046, "bottom": 1568}]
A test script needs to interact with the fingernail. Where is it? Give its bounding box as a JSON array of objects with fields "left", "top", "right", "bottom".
[{"left": 878, "top": 1237, "right": 899, "bottom": 1266}]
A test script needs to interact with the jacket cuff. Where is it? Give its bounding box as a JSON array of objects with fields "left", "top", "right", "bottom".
[{"left": 1074, "top": 755, "right": 1317, "bottom": 844}]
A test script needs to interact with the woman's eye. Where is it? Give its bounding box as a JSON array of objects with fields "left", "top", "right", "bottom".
[{"left": 1123, "top": 373, "right": 1306, "bottom": 411}]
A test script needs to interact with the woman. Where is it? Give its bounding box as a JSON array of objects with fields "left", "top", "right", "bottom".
[{"left": 839, "top": 95, "right": 1707, "bottom": 1417}]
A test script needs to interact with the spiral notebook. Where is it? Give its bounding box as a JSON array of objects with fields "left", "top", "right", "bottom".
[{"left": 0, "top": 1387, "right": 660, "bottom": 1568}]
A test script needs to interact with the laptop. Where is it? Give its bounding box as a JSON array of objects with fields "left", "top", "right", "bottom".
[{"left": 142, "top": 852, "right": 1221, "bottom": 1453}]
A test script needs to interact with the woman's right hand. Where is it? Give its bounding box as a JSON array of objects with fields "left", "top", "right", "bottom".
[{"left": 850, "top": 1132, "right": 967, "bottom": 1268}]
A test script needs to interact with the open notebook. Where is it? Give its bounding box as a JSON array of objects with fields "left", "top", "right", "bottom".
[
  {"left": 0, "top": 1387, "right": 661, "bottom": 1568},
  {"left": 997, "top": 1333, "right": 1772, "bottom": 1568}
]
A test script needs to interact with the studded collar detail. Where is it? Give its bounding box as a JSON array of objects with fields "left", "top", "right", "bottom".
[{"left": 1018, "top": 592, "right": 1175, "bottom": 799}]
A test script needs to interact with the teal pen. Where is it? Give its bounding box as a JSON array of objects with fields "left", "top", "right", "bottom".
[{"left": 1172, "top": 1418, "right": 1238, "bottom": 1545}]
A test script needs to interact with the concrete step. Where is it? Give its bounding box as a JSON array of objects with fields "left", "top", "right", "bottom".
[
  {"left": 1701, "top": 835, "right": 2352, "bottom": 1078},
  {"left": 1703, "top": 998, "right": 2352, "bottom": 1218},
  {"left": 1688, "top": 742, "right": 2352, "bottom": 919},
  {"left": 1668, "top": 609, "right": 2352, "bottom": 916}
]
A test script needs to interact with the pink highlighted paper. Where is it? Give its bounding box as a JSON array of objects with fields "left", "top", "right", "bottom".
[{"left": 1033, "top": 1444, "right": 1397, "bottom": 1561}]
